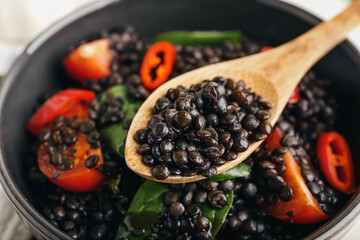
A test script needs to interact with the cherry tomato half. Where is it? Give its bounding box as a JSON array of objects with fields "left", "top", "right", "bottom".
[
  {"left": 63, "top": 39, "right": 113, "bottom": 82},
  {"left": 262, "top": 128, "right": 328, "bottom": 224},
  {"left": 140, "top": 41, "right": 176, "bottom": 90},
  {"left": 27, "top": 89, "right": 94, "bottom": 135},
  {"left": 38, "top": 132, "right": 106, "bottom": 192},
  {"left": 317, "top": 132, "right": 355, "bottom": 194}
]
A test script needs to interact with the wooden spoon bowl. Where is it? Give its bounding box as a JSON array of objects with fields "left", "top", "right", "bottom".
[{"left": 125, "top": 0, "right": 360, "bottom": 183}]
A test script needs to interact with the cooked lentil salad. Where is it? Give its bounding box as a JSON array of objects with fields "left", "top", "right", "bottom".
[{"left": 26, "top": 27, "right": 355, "bottom": 240}]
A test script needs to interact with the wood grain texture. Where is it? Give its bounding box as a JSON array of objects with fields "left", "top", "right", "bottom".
[{"left": 125, "top": 0, "right": 360, "bottom": 183}]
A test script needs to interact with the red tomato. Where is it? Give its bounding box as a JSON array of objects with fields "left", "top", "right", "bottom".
[
  {"left": 27, "top": 89, "right": 94, "bottom": 135},
  {"left": 63, "top": 39, "right": 113, "bottom": 82},
  {"left": 262, "top": 128, "right": 328, "bottom": 224},
  {"left": 140, "top": 41, "right": 176, "bottom": 90},
  {"left": 288, "top": 86, "right": 300, "bottom": 104},
  {"left": 261, "top": 46, "right": 274, "bottom": 52},
  {"left": 317, "top": 132, "right": 355, "bottom": 194},
  {"left": 38, "top": 132, "right": 106, "bottom": 192}
]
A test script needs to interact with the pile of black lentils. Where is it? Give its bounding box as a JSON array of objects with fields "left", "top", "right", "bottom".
[
  {"left": 41, "top": 186, "right": 119, "bottom": 239},
  {"left": 134, "top": 78, "right": 272, "bottom": 180},
  {"left": 26, "top": 27, "right": 346, "bottom": 240}
]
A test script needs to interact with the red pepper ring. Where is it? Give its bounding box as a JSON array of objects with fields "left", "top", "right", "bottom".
[
  {"left": 317, "top": 132, "right": 355, "bottom": 194},
  {"left": 140, "top": 41, "right": 176, "bottom": 90}
]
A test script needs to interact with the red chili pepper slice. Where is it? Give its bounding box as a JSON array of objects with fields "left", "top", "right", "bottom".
[
  {"left": 317, "top": 132, "right": 355, "bottom": 194},
  {"left": 140, "top": 41, "right": 176, "bottom": 90},
  {"left": 27, "top": 89, "right": 95, "bottom": 135},
  {"left": 288, "top": 86, "right": 300, "bottom": 104},
  {"left": 63, "top": 39, "right": 113, "bottom": 82},
  {"left": 262, "top": 128, "right": 328, "bottom": 224},
  {"left": 38, "top": 132, "right": 106, "bottom": 192}
]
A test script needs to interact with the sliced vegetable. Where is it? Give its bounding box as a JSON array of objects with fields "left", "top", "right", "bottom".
[
  {"left": 201, "top": 191, "right": 234, "bottom": 236},
  {"left": 63, "top": 39, "right": 113, "bottom": 82},
  {"left": 28, "top": 88, "right": 104, "bottom": 192},
  {"left": 204, "top": 163, "right": 250, "bottom": 182},
  {"left": 27, "top": 89, "right": 95, "bottom": 135},
  {"left": 288, "top": 86, "right": 300, "bottom": 104},
  {"left": 152, "top": 31, "right": 247, "bottom": 46},
  {"left": 262, "top": 128, "right": 328, "bottom": 224},
  {"left": 100, "top": 85, "right": 143, "bottom": 157},
  {"left": 140, "top": 41, "right": 176, "bottom": 90},
  {"left": 37, "top": 131, "right": 105, "bottom": 192},
  {"left": 260, "top": 46, "right": 274, "bottom": 52},
  {"left": 317, "top": 132, "right": 355, "bottom": 194}
]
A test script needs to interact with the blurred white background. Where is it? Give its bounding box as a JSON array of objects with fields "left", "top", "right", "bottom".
[
  {"left": 0, "top": 0, "right": 96, "bottom": 74},
  {"left": 0, "top": 0, "right": 359, "bottom": 239}
]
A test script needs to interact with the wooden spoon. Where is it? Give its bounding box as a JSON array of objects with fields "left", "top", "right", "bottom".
[{"left": 125, "top": 0, "right": 360, "bottom": 183}]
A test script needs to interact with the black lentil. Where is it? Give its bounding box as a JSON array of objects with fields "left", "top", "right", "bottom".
[
  {"left": 152, "top": 165, "right": 171, "bottom": 180},
  {"left": 165, "top": 192, "right": 179, "bottom": 205},
  {"left": 53, "top": 172, "right": 60, "bottom": 180},
  {"left": 170, "top": 202, "right": 185, "bottom": 217},
  {"left": 85, "top": 155, "right": 99, "bottom": 168}
]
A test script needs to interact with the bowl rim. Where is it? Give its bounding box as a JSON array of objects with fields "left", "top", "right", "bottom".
[{"left": 0, "top": 0, "right": 359, "bottom": 239}]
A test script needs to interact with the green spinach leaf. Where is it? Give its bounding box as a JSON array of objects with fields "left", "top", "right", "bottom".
[
  {"left": 201, "top": 191, "right": 234, "bottom": 236},
  {"left": 116, "top": 225, "right": 132, "bottom": 239},
  {"left": 116, "top": 181, "right": 169, "bottom": 240},
  {"left": 128, "top": 180, "right": 170, "bottom": 214},
  {"left": 205, "top": 163, "right": 251, "bottom": 182},
  {"left": 100, "top": 124, "right": 127, "bottom": 157},
  {"left": 100, "top": 85, "right": 143, "bottom": 157},
  {"left": 152, "top": 30, "right": 247, "bottom": 46}
]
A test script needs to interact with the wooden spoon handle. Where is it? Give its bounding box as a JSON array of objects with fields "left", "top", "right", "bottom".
[
  {"left": 282, "top": 0, "right": 360, "bottom": 69},
  {"left": 262, "top": 0, "right": 360, "bottom": 106}
]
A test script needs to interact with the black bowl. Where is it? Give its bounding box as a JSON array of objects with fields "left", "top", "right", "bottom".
[{"left": 1, "top": 0, "right": 360, "bottom": 239}]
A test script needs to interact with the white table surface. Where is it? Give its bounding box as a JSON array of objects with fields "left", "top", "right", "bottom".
[{"left": 0, "top": 0, "right": 359, "bottom": 239}]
